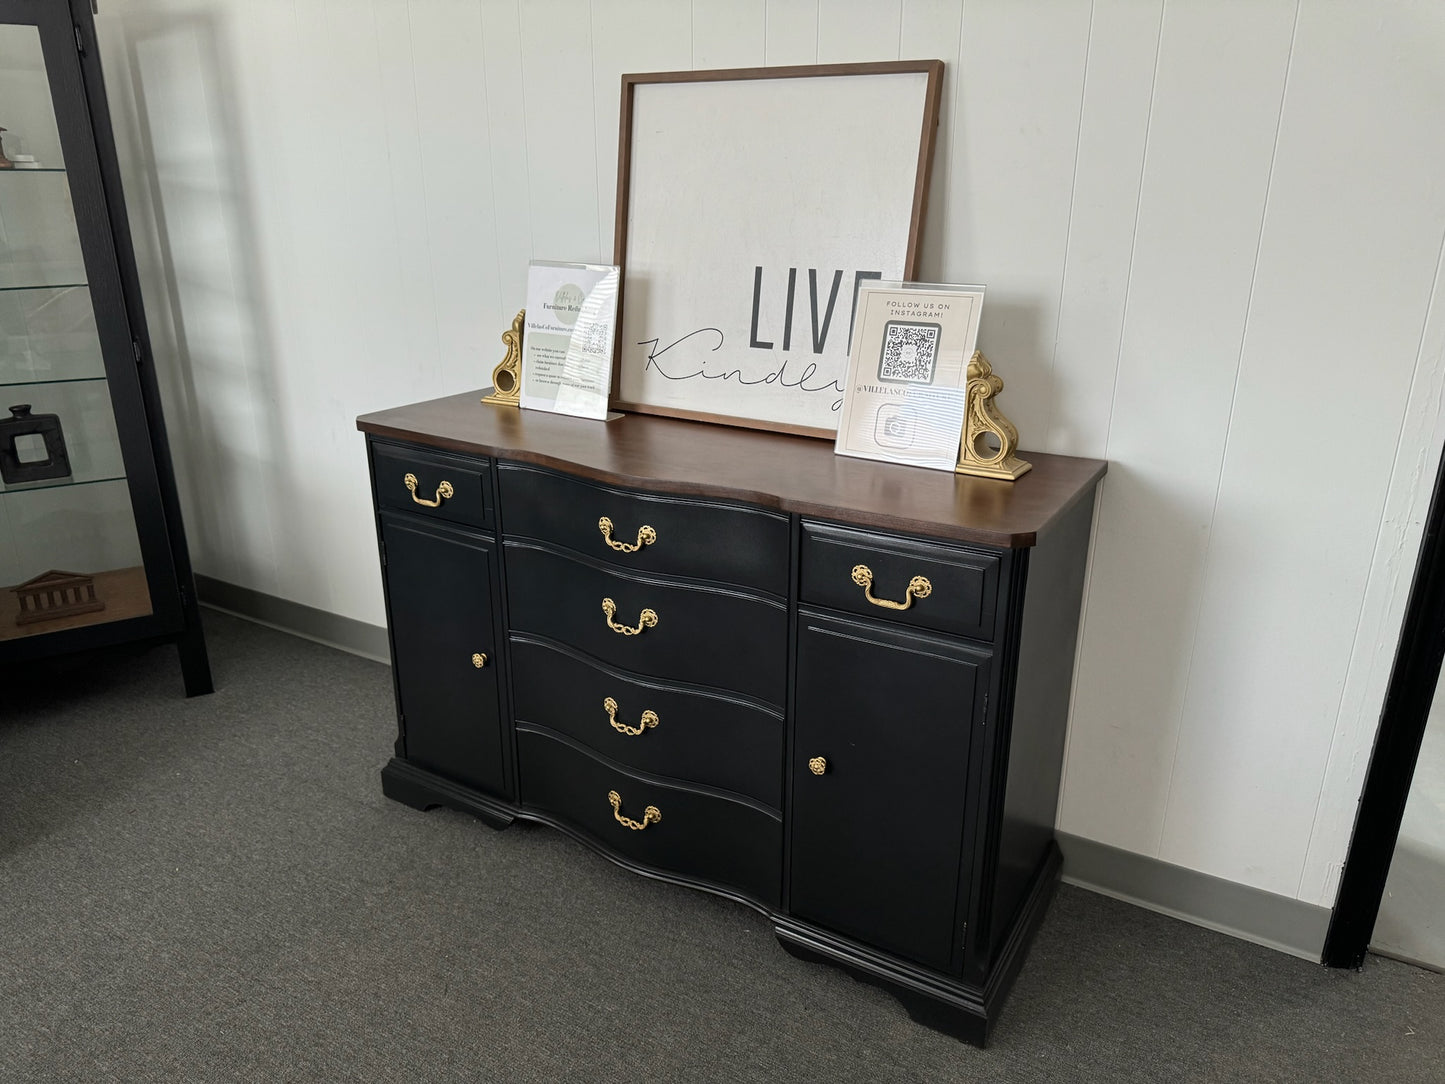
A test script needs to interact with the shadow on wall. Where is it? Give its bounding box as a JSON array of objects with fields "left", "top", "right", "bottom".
[
  {"left": 974, "top": 293, "right": 1053, "bottom": 422},
  {"left": 100, "top": 12, "right": 324, "bottom": 601}
]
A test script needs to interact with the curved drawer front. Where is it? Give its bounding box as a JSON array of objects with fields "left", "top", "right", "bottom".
[
  {"left": 499, "top": 462, "right": 789, "bottom": 595},
  {"left": 511, "top": 636, "right": 783, "bottom": 809},
  {"left": 801, "top": 522, "right": 1000, "bottom": 641},
  {"left": 504, "top": 541, "right": 787, "bottom": 706},
  {"left": 518, "top": 725, "right": 782, "bottom": 907}
]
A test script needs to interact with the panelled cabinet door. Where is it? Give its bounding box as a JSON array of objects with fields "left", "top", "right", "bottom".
[
  {"left": 790, "top": 610, "right": 989, "bottom": 973},
  {"left": 381, "top": 514, "right": 508, "bottom": 798}
]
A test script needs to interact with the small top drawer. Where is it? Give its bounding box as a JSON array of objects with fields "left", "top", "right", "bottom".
[
  {"left": 800, "top": 522, "right": 1000, "bottom": 641},
  {"left": 373, "top": 443, "right": 491, "bottom": 530},
  {"left": 499, "top": 463, "right": 789, "bottom": 596}
]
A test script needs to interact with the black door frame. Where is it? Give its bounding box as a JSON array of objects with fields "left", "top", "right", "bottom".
[{"left": 1324, "top": 445, "right": 1445, "bottom": 968}]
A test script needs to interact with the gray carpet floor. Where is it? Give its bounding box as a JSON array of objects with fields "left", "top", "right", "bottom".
[{"left": 2, "top": 610, "right": 1442, "bottom": 1083}]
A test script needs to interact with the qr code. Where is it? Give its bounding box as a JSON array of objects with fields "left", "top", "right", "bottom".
[{"left": 878, "top": 321, "right": 941, "bottom": 384}]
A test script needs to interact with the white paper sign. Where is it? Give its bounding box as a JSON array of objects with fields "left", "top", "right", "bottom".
[{"left": 520, "top": 260, "right": 620, "bottom": 420}]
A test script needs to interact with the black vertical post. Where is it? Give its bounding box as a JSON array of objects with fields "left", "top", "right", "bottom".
[{"left": 1323, "top": 446, "right": 1445, "bottom": 968}]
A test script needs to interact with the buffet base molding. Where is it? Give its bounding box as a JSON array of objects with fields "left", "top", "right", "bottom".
[{"left": 380, "top": 755, "right": 1057, "bottom": 1045}]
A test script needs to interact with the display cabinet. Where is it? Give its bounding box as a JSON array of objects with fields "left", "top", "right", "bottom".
[{"left": 0, "top": 0, "right": 209, "bottom": 694}]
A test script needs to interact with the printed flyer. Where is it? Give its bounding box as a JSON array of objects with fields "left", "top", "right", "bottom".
[{"left": 520, "top": 260, "right": 620, "bottom": 420}]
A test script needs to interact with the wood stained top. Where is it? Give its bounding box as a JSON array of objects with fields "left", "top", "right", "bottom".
[{"left": 357, "top": 392, "right": 1107, "bottom": 549}]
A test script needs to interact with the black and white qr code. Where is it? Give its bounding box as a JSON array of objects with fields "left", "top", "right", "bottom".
[{"left": 878, "top": 321, "right": 941, "bottom": 384}]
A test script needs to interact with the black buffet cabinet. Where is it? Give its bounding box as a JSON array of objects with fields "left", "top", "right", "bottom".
[{"left": 358, "top": 393, "right": 1106, "bottom": 1046}]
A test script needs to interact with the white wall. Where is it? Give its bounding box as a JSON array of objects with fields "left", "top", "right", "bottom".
[{"left": 92, "top": 0, "right": 1445, "bottom": 913}]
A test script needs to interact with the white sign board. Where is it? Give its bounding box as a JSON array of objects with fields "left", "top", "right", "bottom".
[{"left": 614, "top": 64, "right": 941, "bottom": 437}]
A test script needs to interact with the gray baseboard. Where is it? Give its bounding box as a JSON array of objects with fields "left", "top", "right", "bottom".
[
  {"left": 195, "top": 575, "right": 390, "bottom": 664},
  {"left": 1058, "top": 831, "right": 1330, "bottom": 962}
]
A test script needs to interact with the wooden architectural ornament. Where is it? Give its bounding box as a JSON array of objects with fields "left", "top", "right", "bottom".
[
  {"left": 12, "top": 569, "right": 105, "bottom": 626},
  {"left": 956, "top": 351, "right": 1032, "bottom": 481},
  {"left": 481, "top": 310, "right": 524, "bottom": 407}
]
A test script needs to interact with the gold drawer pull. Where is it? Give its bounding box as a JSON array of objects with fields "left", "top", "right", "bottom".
[
  {"left": 602, "top": 597, "right": 658, "bottom": 635},
  {"left": 471, "top": 652, "right": 487, "bottom": 668},
  {"left": 604, "top": 696, "right": 659, "bottom": 736},
  {"left": 599, "top": 516, "right": 657, "bottom": 553},
  {"left": 851, "top": 565, "right": 932, "bottom": 611},
  {"left": 404, "top": 472, "right": 453, "bottom": 508},
  {"left": 608, "top": 790, "right": 661, "bottom": 830},
  {"left": 808, "top": 756, "right": 828, "bottom": 776}
]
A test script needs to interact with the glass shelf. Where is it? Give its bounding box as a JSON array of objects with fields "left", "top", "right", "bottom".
[
  {"left": 0, "top": 282, "right": 87, "bottom": 293},
  {"left": 0, "top": 374, "right": 107, "bottom": 389},
  {"left": 0, "top": 472, "right": 125, "bottom": 496},
  {"left": 1, "top": 285, "right": 105, "bottom": 384}
]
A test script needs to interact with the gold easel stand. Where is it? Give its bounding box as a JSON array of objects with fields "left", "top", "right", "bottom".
[
  {"left": 956, "top": 351, "right": 1032, "bottom": 481},
  {"left": 481, "top": 309, "right": 524, "bottom": 407}
]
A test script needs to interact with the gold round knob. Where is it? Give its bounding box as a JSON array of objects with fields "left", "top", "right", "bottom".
[
  {"left": 471, "top": 652, "right": 487, "bottom": 668},
  {"left": 808, "top": 756, "right": 827, "bottom": 776}
]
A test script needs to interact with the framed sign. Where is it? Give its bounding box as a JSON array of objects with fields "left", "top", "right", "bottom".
[
  {"left": 612, "top": 61, "right": 944, "bottom": 438},
  {"left": 834, "top": 282, "right": 985, "bottom": 472}
]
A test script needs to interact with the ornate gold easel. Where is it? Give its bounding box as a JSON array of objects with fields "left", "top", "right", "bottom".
[
  {"left": 481, "top": 310, "right": 524, "bottom": 407},
  {"left": 956, "top": 351, "right": 1031, "bottom": 481}
]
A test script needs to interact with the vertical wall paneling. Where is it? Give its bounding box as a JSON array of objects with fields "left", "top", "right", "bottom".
[
  {"left": 93, "top": 0, "right": 1445, "bottom": 917},
  {"left": 898, "top": 0, "right": 963, "bottom": 284},
  {"left": 942, "top": 0, "right": 1092, "bottom": 445},
  {"left": 1058, "top": 0, "right": 1298, "bottom": 857},
  {"left": 518, "top": 0, "right": 602, "bottom": 262},
  {"left": 692, "top": 0, "right": 766, "bottom": 70},
  {"left": 1043, "top": 0, "right": 1162, "bottom": 459},
  {"left": 1160, "top": 2, "right": 1445, "bottom": 898},
  {"left": 480, "top": 1, "right": 534, "bottom": 319},
  {"left": 284, "top": 0, "right": 407, "bottom": 613},
  {"left": 763, "top": 0, "right": 818, "bottom": 67},
  {"left": 372, "top": 0, "right": 443, "bottom": 418},
  {"left": 402, "top": 1, "right": 502, "bottom": 397},
  {"left": 589, "top": 1, "right": 691, "bottom": 262},
  {"left": 815, "top": 0, "right": 900, "bottom": 64}
]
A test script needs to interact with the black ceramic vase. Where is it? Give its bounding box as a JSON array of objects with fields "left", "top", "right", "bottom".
[{"left": 0, "top": 404, "right": 73, "bottom": 484}]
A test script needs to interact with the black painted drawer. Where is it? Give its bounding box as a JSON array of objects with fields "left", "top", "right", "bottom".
[
  {"left": 800, "top": 522, "right": 1000, "bottom": 641},
  {"left": 511, "top": 636, "right": 783, "bottom": 809},
  {"left": 518, "top": 725, "right": 781, "bottom": 907},
  {"left": 373, "top": 443, "right": 492, "bottom": 530},
  {"left": 499, "top": 462, "right": 789, "bottom": 595},
  {"left": 504, "top": 541, "right": 788, "bottom": 705}
]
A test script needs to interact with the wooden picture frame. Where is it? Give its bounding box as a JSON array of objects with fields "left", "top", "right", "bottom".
[{"left": 611, "top": 61, "right": 945, "bottom": 438}]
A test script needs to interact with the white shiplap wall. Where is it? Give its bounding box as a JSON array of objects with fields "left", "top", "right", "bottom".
[{"left": 93, "top": 0, "right": 1445, "bottom": 912}]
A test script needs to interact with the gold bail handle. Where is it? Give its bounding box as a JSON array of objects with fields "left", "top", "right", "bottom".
[
  {"left": 404, "top": 472, "right": 453, "bottom": 508},
  {"left": 603, "top": 697, "right": 659, "bottom": 736},
  {"left": 599, "top": 516, "right": 657, "bottom": 553},
  {"left": 602, "top": 598, "right": 658, "bottom": 635},
  {"left": 850, "top": 565, "right": 932, "bottom": 611},
  {"left": 608, "top": 790, "right": 661, "bottom": 830}
]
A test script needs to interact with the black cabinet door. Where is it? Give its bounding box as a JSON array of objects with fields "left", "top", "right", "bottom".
[
  {"left": 382, "top": 513, "right": 508, "bottom": 798},
  {"left": 790, "top": 610, "right": 989, "bottom": 973}
]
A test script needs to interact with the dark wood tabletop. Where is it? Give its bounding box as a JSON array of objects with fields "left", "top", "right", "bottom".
[{"left": 357, "top": 392, "right": 1107, "bottom": 548}]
